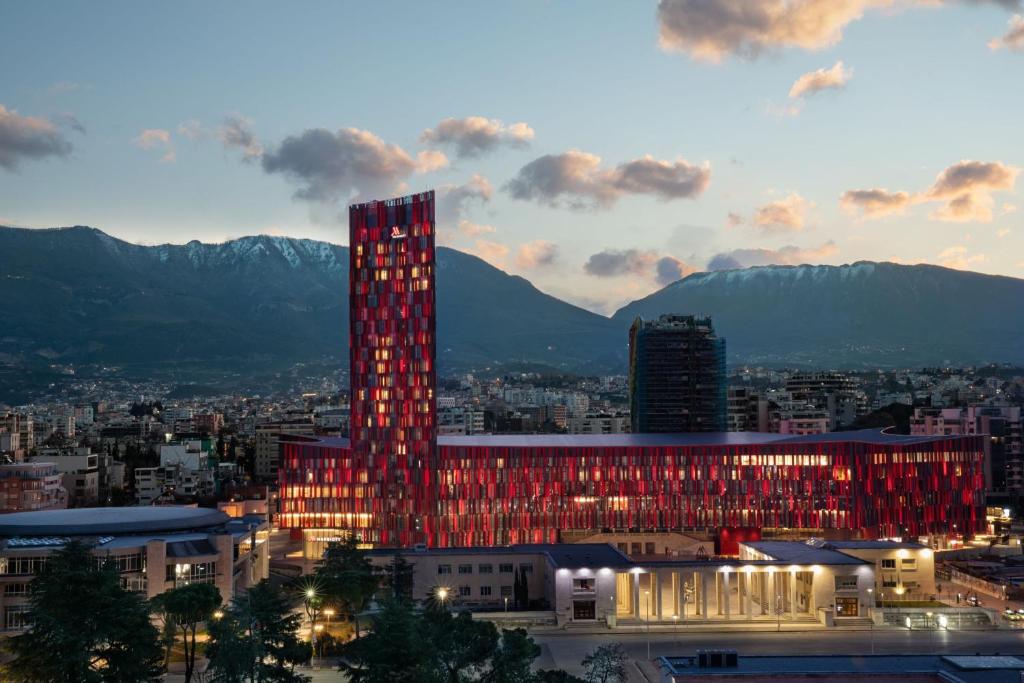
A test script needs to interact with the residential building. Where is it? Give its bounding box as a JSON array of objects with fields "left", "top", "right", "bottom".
[
  {"left": 629, "top": 314, "right": 726, "bottom": 433},
  {"left": 0, "top": 462, "right": 67, "bottom": 513},
  {"left": 254, "top": 420, "right": 314, "bottom": 480}
]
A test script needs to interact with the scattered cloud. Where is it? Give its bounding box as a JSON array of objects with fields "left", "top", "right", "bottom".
[
  {"left": 177, "top": 119, "right": 206, "bottom": 141},
  {"left": 0, "top": 104, "right": 73, "bottom": 171},
  {"left": 584, "top": 248, "right": 660, "bottom": 277},
  {"left": 415, "top": 149, "right": 449, "bottom": 173},
  {"left": 726, "top": 212, "right": 744, "bottom": 228},
  {"left": 261, "top": 127, "right": 417, "bottom": 202},
  {"left": 925, "top": 160, "right": 1019, "bottom": 222},
  {"left": 219, "top": 116, "right": 264, "bottom": 161},
  {"left": 706, "top": 241, "right": 838, "bottom": 270},
  {"left": 997, "top": 228, "right": 1011, "bottom": 238},
  {"left": 840, "top": 188, "right": 913, "bottom": 219},
  {"left": 655, "top": 255, "right": 699, "bottom": 285},
  {"left": 656, "top": 0, "right": 881, "bottom": 62},
  {"left": 466, "top": 239, "right": 510, "bottom": 268},
  {"left": 989, "top": 14, "right": 1024, "bottom": 51},
  {"left": 789, "top": 61, "right": 853, "bottom": 98},
  {"left": 420, "top": 116, "right": 534, "bottom": 158},
  {"left": 133, "top": 128, "right": 175, "bottom": 162},
  {"left": 937, "top": 245, "right": 986, "bottom": 270},
  {"left": 842, "top": 160, "right": 1019, "bottom": 223},
  {"left": 506, "top": 150, "right": 710, "bottom": 209},
  {"left": 516, "top": 240, "right": 560, "bottom": 269},
  {"left": 54, "top": 112, "right": 86, "bottom": 135},
  {"left": 753, "top": 193, "right": 810, "bottom": 232},
  {"left": 458, "top": 219, "right": 496, "bottom": 238},
  {"left": 437, "top": 174, "right": 494, "bottom": 224},
  {"left": 656, "top": 0, "right": 1021, "bottom": 61},
  {"left": 1003, "top": 203, "right": 1018, "bottom": 215}
]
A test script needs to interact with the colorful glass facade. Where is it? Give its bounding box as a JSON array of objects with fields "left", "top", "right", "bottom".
[
  {"left": 279, "top": 432, "right": 986, "bottom": 547},
  {"left": 277, "top": 189, "right": 987, "bottom": 550},
  {"left": 347, "top": 191, "right": 436, "bottom": 546}
]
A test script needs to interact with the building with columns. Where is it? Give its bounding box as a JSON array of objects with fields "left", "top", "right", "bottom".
[{"left": 366, "top": 539, "right": 933, "bottom": 627}]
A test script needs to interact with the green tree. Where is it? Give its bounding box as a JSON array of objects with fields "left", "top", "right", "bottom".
[
  {"left": 339, "top": 597, "right": 434, "bottom": 683},
  {"left": 151, "top": 582, "right": 222, "bottom": 683},
  {"left": 206, "top": 580, "right": 310, "bottom": 683},
  {"left": 314, "top": 537, "right": 379, "bottom": 636},
  {"left": 481, "top": 628, "right": 541, "bottom": 683},
  {"left": 383, "top": 552, "right": 415, "bottom": 602},
  {"left": 581, "top": 643, "right": 627, "bottom": 683},
  {"left": 6, "top": 541, "right": 163, "bottom": 682},
  {"left": 422, "top": 607, "right": 499, "bottom": 683},
  {"left": 535, "top": 672, "right": 585, "bottom": 683}
]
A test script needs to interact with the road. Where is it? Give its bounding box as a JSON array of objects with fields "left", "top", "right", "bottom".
[
  {"left": 531, "top": 629, "right": 1024, "bottom": 679},
  {"left": 164, "top": 629, "right": 1024, "bottom": 682}
]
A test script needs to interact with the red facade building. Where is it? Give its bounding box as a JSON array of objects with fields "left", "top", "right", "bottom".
[
  {"left": 278, "top": 190, "right": 987, "bottom": 549},
  {"left": 346, "top": 191, "right": 436, "bottom": 545}
]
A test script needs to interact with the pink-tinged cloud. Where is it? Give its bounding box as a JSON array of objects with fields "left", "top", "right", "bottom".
[
  {"left": 726, "top": 211, "right": 744, "bottom": 227},
  {"left": 937, "top": 245, "right": 986, "bottom": 270},
  {"left": 789, "top": 61, "right": 853, "bottom": 98},
  {"left": 840, "top": 188, "right": 913, "bottom": 219},
  {"left": 656, "top": 0, "right": 882, "bottom": 62},
  {"left": 657, "top": 1, "right": 1020, "bottom": 61},
  {"left": 655, "top": 256, "right": 699, "bottom": 285},
  {"left": 0, "top": 104, "right": 73, "bottom": 171},
  {"left": 516, "top": 240, "right": 560, "bottom": 269},
  {"left": 218, "top": 116, "right": 263, "bottom": 160},
  {"left": 506, "top": 149, "right": 711, "bottom": 209},
  {"left": 925, "top": 160, "right": 1019, "bottom": 222},
  {"left": 437, "top": 174, "right": 494, "bottom": 225},
  {"left": 458, "top": 220, "right": 496, "bottom": 238},
  {"left": 261, "top": 127, "right": 418, "bottom": 202},
  {"left": 133, "top": 128, "right": 175, "bottom": 162},
  {"left": 753, "top": 193, "right": 810, "bottom": 232},
  {"left": 415, "top": 149, "right": 449, "bottom": 173},
  {"left": 707, "top": 241, "right": 838, "bottom": 270},
  {"left": 467, "top": 239, "right": 510, "bottom": 268},
  {"left": 420, "top": 116, "right": 535, "bottom": 158},
  {"left": 989, "top": 14, "right": 1024, "bottom": 51}
]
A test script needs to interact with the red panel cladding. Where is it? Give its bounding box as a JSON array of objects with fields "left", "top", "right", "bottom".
[
  {"left": 277, "top": 434, "right": 987, "bottom": 549},
  {"left": 717, "top": 527, "right": 762, "bottom": 556},
  {"left": 347, "top": 191, "right": 436, "bottom": 547}
]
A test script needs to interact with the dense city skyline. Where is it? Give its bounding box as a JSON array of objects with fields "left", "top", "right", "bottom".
[{"left": 2, "top": 1, "right": 1023, "bottom": 313}]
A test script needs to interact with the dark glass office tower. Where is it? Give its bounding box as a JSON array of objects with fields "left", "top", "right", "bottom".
[{"left": 629, "top": 314, "right": 726, "bottom": 433}]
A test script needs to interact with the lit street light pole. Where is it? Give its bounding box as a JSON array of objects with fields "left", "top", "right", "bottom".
[
  {"left": 644, "top": 589, "right": 651, "bottom": 661},
  {"left": 867, "top": 588, "right": 874, "bottom": 655},
  {"left": 437, "top": 587, "right": 449, "bottom": 611}
]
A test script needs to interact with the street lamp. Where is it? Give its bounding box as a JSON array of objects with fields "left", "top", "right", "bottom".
[
  {"left": 301, "top": 586, "right": 322, "bottom": 660},
  {"left": 644, "top": 589, "right": 651, "bottom": 661},
  {"left": 437, "top": 587, "right": 449, "bottom": 610},
  {"left": 504, "top": 596, "right": 509, "bottom": 612},
  {"left": 323, "top": 607, "right": 335, "bottom": 624},
  {"left": 867, "top": 589, "right": 874, "bottom": 654}
]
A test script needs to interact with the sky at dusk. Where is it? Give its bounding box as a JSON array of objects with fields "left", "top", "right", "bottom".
[{"left": 1, "top": 1, "right": 1022, "bottom": 314}]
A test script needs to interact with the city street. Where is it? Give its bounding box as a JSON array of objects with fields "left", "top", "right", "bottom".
[{"left": 531, "top": 628, "right": 1024, "bottom": 680}]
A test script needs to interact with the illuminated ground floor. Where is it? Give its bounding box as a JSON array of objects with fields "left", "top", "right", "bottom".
[{"left": 361, "top": 539, "right": 938, "bottom": 627}]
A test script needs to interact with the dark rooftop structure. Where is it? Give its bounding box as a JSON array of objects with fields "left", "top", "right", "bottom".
[
  {"left": 0, "top": 506, "right": 230, "bottom": 537},
  {"left": 366, "top": 543, "right": 634, "bottom": 570},
  {"left": 295, "top": 429, "right": 961, "bottom": 451}
]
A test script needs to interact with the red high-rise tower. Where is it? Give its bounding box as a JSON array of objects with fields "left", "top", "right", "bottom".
[{"left": 348, "top": 190, "right": 436, "bottom": 546}]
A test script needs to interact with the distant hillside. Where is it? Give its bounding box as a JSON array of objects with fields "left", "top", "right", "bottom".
[
  {"left": 0, "top": 226, "right": 622, "bottom": 389},
  {"left": 613, "top": 262, "right": 1024, "bottom": 367},
  {"left": 2, "top": 226, "right": 1022, "bottom": 400}
]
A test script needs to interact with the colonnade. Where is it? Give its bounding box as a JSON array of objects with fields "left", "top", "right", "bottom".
[{"left": 618, "top": 567, "right": 815, "bottom": 621}]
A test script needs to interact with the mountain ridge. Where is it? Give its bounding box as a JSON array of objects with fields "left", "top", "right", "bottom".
[{"left": 1, "top": 225, "right": 1022, "bottom": 399}]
